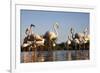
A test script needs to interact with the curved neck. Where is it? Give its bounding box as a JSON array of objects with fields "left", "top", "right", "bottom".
[
  {"left": 70, "top": 28, "right": 74, "bottom": 40},
  {"left": 83, "top": 27, "right": 88, "bottom": 36},
  {"left": 53, "top": 24, "right": 58, "bottom": 36}
]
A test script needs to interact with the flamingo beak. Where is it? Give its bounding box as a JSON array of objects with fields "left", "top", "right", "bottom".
[{"left": 31, "top": 24, "right": 35, "bottom": 27}]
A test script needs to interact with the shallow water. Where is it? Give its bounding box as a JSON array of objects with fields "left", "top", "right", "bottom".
[{"left": 21, "top": 50, "right": 89, "bottom": 63}]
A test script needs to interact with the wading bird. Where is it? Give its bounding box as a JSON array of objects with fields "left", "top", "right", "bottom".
[
  {"left": 22, "top": 24, "right": 45, "bottom": 50},
  {"left": 43, "top": 22, "right": 59, "bottom": 61},
  {"left": 44, "top": 22, "right": 59, "bottom": 47}
]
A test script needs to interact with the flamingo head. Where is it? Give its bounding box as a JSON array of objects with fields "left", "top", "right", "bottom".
[
  {"left": 54, "top": 22, "right": 59, "bottom": 29},
  {"left": 30, "top": 24, "right": 35, "bottom": 27}
]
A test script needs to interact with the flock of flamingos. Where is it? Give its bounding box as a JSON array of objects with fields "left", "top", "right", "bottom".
[
  {"left": 21, "top": 22, "right": 90, "bottom": 52},
  {"left": 21, "top": 23, "right": 90, "bottom": 62}
]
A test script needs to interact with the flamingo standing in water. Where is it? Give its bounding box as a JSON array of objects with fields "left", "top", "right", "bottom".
[
  {"left": 44, "top": 22, "right": 59, "bottom": 61},
  {"left": 22, "top": 24, "right": 46, "bottom": 62},
  {"left": 66, "top": 26, "right": 89, "bottom": 60}
]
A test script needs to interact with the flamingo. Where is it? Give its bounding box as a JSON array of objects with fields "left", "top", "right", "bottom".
[
  {"left": 66, "top": 27, "right": 81, "bottom": 50},
  {"left": 73, "top": 27, "right": 89, "bottom": 50},
  {"left": 43, "top": 22, "right": 59, "bottom": 61},
  {"left": 22, "top": 24, "right": 45, "bottom": 48},
  {"left": 44, "top": 22, "right": 59, "bottom": 47},
  {"left": 22, "top": 24, "right": 46, "bottom": 62},
  {"left": 74, "top": 27, "right": 89, "bottom": 44}
]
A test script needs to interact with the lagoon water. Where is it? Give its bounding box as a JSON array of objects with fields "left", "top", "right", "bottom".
[{"left": 21, "top": 50, "right": 89, "bottom": 63}]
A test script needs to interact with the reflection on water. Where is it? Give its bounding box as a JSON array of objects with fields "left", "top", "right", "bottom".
[{"left": 21, "top": 50, "right": 89, "bottom": 63}]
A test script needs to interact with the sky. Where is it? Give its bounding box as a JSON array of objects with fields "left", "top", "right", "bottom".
[{"left": 20, "top": 10, "right": 89, "bottom": 44}]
